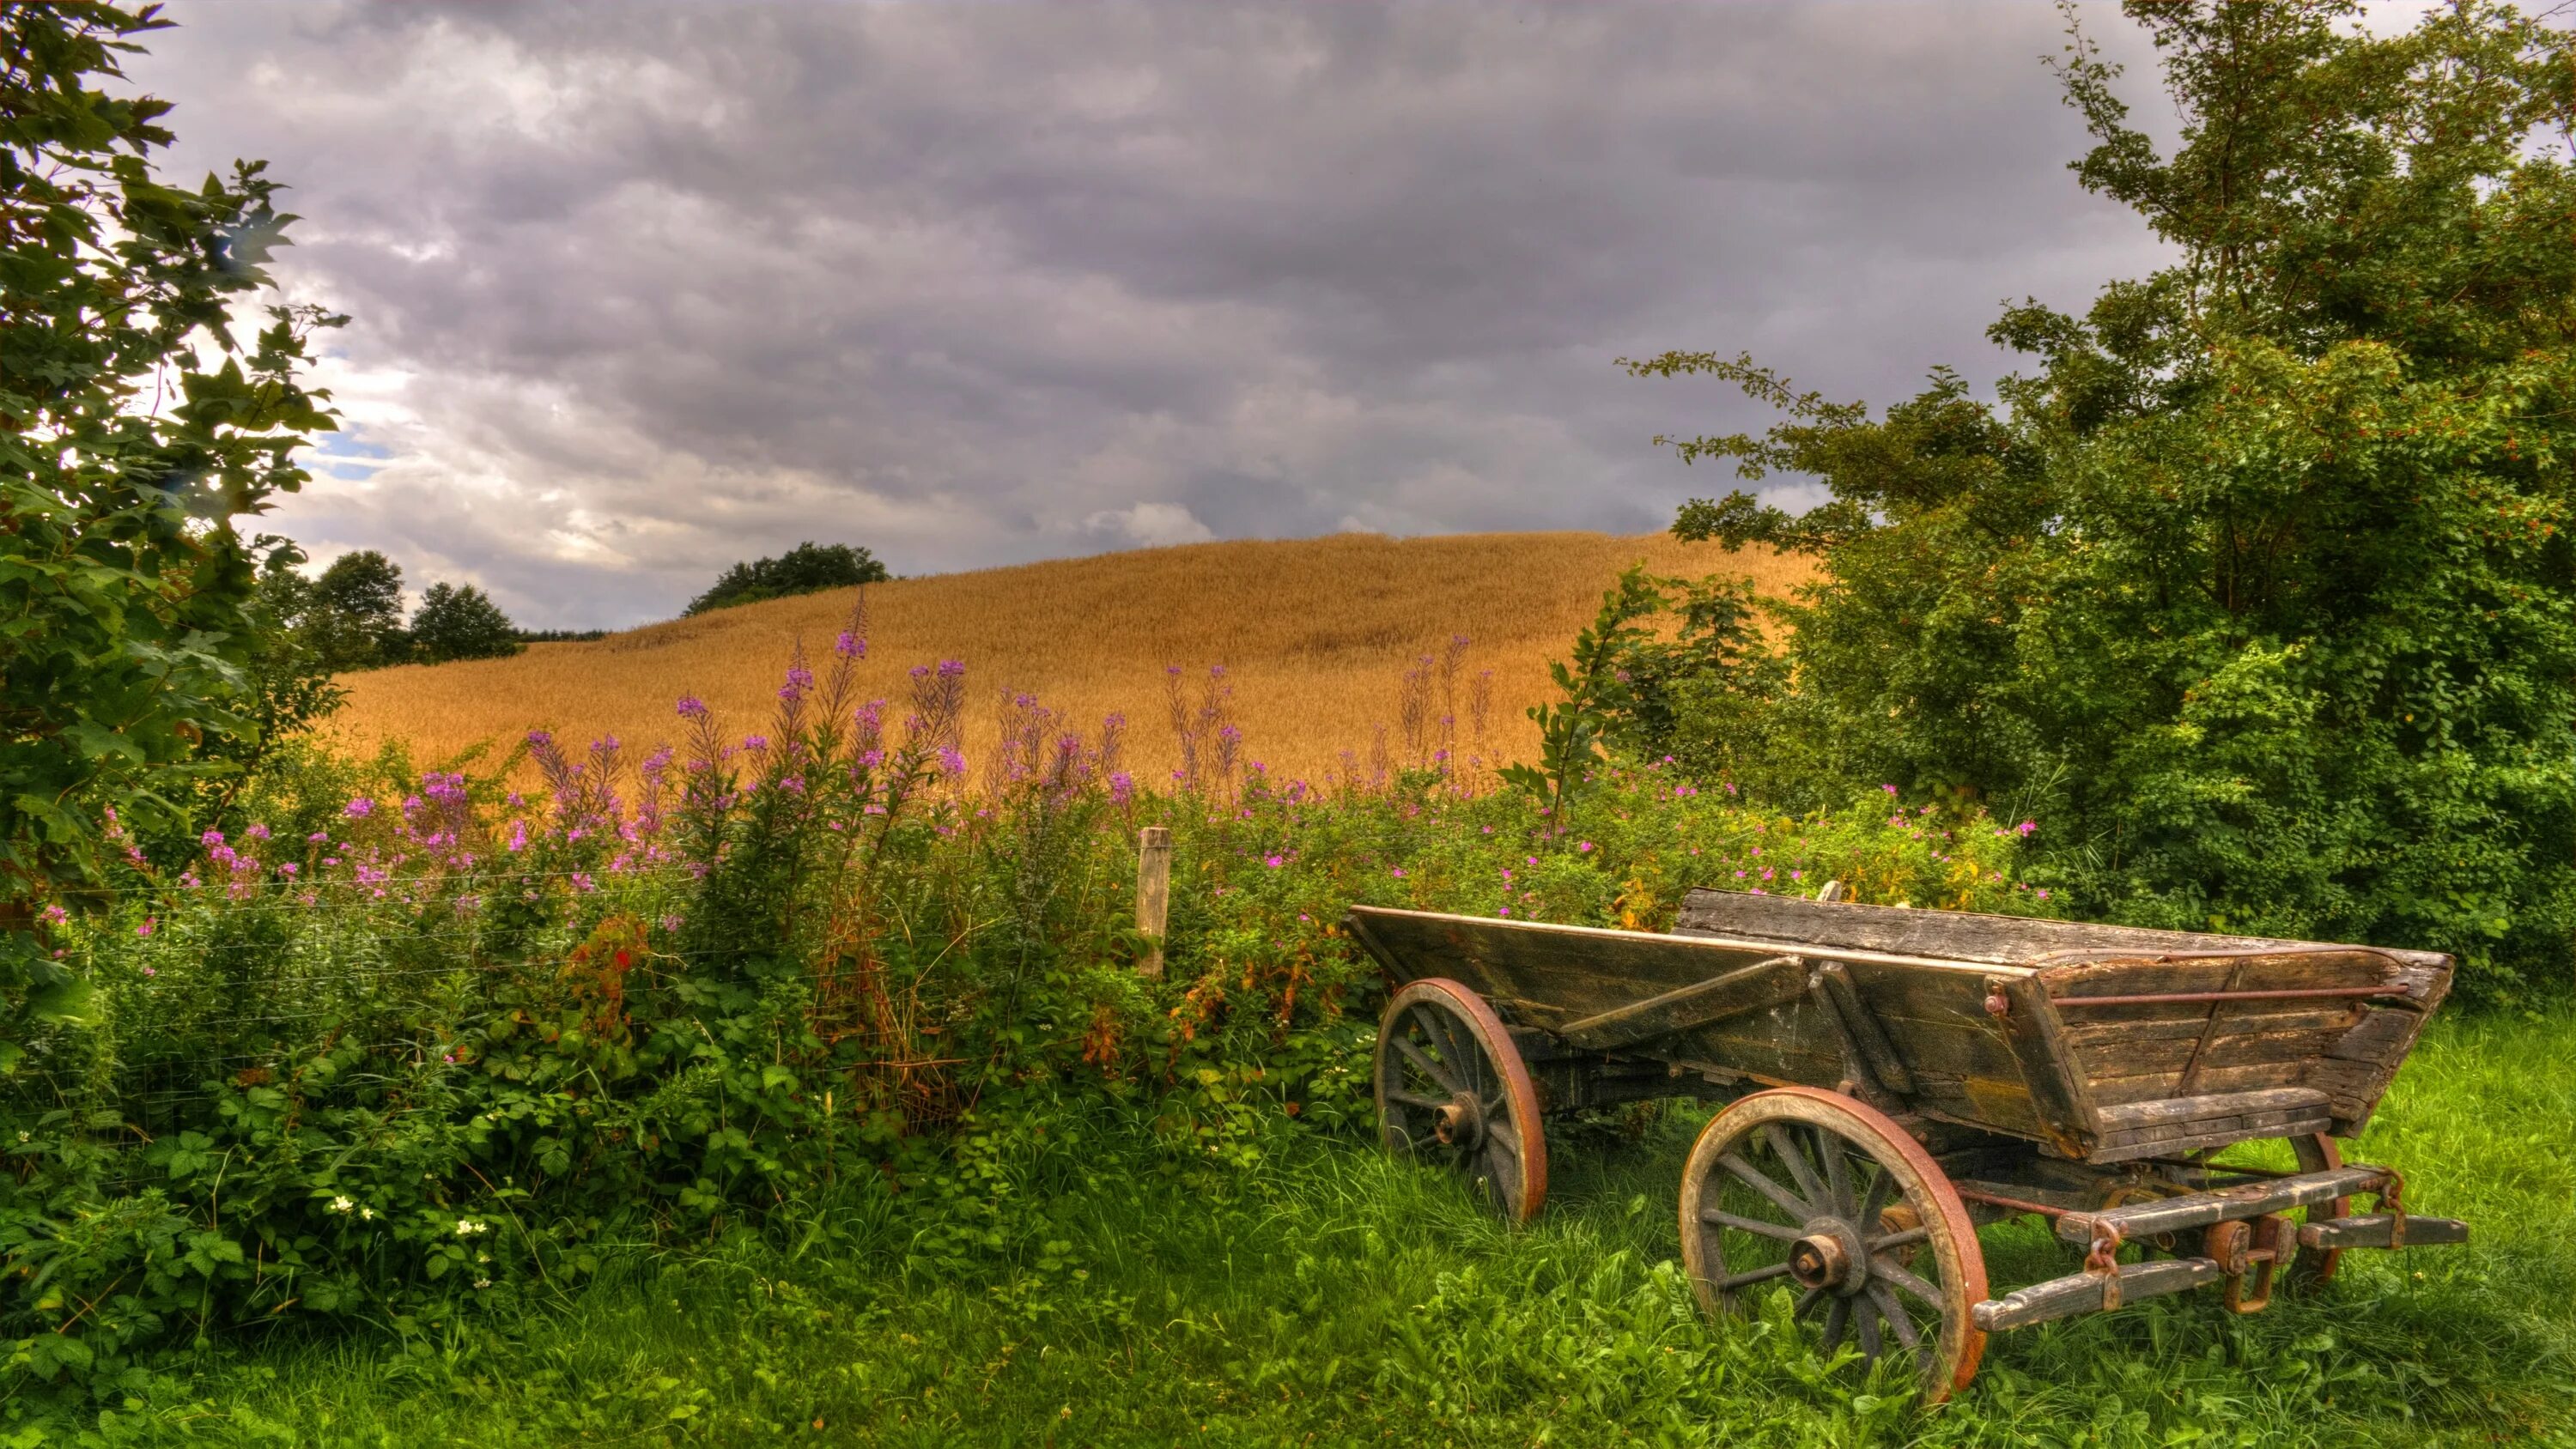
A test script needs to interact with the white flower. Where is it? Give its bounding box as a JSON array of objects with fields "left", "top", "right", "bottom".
[
  {"left": 329, "top": 1196, "right": 354, "bottom": 1214},
  {"left": 473, "top": 1277, "right": 492, "bottom": 1289},
  {"left": 360, "top": 1206, "right": 377, "bottom": 1221},
  {"left": 456, "top": 1219, "right": 488, "bottom": 1236}
]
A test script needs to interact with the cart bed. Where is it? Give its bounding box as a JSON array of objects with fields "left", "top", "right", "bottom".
[{"left": 1343, "top": 889, "right": 2451, "bottom": 1162}]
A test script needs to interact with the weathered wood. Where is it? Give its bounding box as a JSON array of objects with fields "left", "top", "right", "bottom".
[
  {"left": 1971, "top": 1258, "right": 2222, "bottom": 1332},
  {"left": 1556, "top": 955, "right": 1804, "bottom": 1050},
  {"left": 2040, "top": 949, "right": 2398, "bottom": 1001},
  {"left": 1988, "top": 974, "right": 2099, "bottom": 1158},
  {"left": 1134, "top": 826, "right": 1172, "bottom": 979},
  {"left": 1678, "top": 889, "right": 2450, "bottom": 971},
  {"left": 2056, "top": 1166, "right": 2385, "bottom": 1245},
  {"left": 2090, "top": 1111, "right": 2336, "bottom": 1165},
  {"left": 2299, "top": 1213, "right": 2470, "bottom": 1251},
  {"left": 1348, "top": 900, "right": 2451, "bottom": 1160},
  {"left": 2088, "top": 1060, "right": 2314, "bottom": 1106},
  {"left": 1817, "top": 961, "right": 1920, "bottom": 1094},
  {"left": 2094, "top": 1087, "right": 2329, "bottom": 1131}
]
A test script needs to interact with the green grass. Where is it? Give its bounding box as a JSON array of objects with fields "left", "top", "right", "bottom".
[{"left": 46, "top": 1013, "right": 2576, "bottom": 1447}]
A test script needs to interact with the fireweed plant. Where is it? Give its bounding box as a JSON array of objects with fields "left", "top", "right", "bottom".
[{"left": 0, "top": 605, "right": 2044, "bottom": 1396}]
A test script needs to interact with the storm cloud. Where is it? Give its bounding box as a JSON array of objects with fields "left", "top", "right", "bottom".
[{"left": 134, "top": 1, "right": 2173, "bottom": 627}]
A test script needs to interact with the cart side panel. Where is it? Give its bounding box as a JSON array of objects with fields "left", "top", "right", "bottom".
[
  {"left": 1343, "top": 907, "right": 1807, "bottom": 1035},
  {"left": 1837, "top": 961, "right": 2087, "bottom": 1149},
  {"left": 1677, "top": 888, "right": 2451, "bottom": 972},
  {"left": 2036, "top": 947, "right": 2453, "bottom": 1142}
]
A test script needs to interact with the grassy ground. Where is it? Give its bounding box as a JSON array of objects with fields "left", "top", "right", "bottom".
[{"left": 66, "top": 1012, "right": 2576, "bottom": 1447}]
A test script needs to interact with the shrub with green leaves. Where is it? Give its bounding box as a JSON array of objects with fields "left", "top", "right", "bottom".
[
  {"left": 1624, "top": 1, "right": 2576, "bottom": 997},
  {"left": 0, "top": 604, "right": 2042, "bottom": 1394},
  {"left": 0, "top": 1, "right": 344, "bottom": 1068}
]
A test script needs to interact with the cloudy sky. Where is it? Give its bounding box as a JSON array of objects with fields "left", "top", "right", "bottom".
[{"left": 134, "top": 1, "right": 2184, "bottom": 629}]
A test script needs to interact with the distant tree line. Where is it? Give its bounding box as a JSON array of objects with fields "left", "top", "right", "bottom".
[
  {"left": 259, "top": 550, "right": 523, "bottom": 674},
  {"left": 686, "top": 542, "right": 889, "bottom": 615},
  {"left": 267, "top": 540, "right": 891, "bottom": 680}
]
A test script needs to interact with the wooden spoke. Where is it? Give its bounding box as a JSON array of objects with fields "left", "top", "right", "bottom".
[
  {"left": 1871, "top": 1257, "right": 1944, "bottom": 1309},
  {"left": 1392, "top": 1034, "right": 1460, "bottom": 1094},
  {"left": 1717, "top": 1151, "right": 1814, "bottom": 1222},
  {"left": 1718, "top": 1261, "right": 1794, "bottom": 1291},
  {"left": 1821, "top": 1129, "right": 1856, "bottom": 1218},
  {"left": 1763, "top": 1122, "right": 1828, "bottom": 1212},
  {"left": 1410, "top": 1006, "right": 1465, "bottom": 1075},
  {"left": 1867, "top": 1282, "right": 1920, "bottom": 1349},
  {"left": 1374, "top": 979, "right": 1546, "bottom": 1225},
  {"left": 1700, "top": 1208, "right": 1804, "bottom": 1241},
  {"left": 1679, "top": 1087, "right": 1988, "bottom": 1405},
  {"left": 1857, "top": 1161, "right": 1895, "bottom": 1228}
]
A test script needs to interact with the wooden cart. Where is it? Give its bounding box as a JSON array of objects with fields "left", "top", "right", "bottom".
[{"left": 1342, "top": 886, "right": 2468, "bottom": 1403}]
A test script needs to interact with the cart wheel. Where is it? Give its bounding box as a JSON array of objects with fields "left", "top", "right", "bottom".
[
  {"left": 1375, "top": 979, "right": 1547, "bottom": 1222},
  {"left": 1680, "top": 1087, "right": 1987, "bottom": 1404}
]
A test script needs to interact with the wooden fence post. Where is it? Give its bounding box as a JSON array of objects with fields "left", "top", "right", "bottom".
[{"left": 1135, "top": 826, "right": 1172, "bottom": 979}]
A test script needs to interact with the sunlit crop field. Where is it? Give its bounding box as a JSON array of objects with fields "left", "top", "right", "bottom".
[{"left": 331, "top": 531, "right": 1807, "bottom": 782}]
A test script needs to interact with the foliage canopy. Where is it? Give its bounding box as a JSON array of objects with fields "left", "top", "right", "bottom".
[
  {"left": 0, "top": 0, "right": 341, "bottom": 1058},
  {"left": 685, "top": 541, "right": 890, "bottom": 616},
  {"left": 1627, "top": 0, "right": 2576, "bottom": 994}
]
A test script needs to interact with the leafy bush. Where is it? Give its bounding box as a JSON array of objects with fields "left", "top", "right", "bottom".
[
  {"left": 0, "top": 606, "right": 2042, "bottom": 1396},
  {"left": 0, "top": 1, "right": 343, "bottom": 1071},
  {"left": 1622, "top": 2, "right": 2576, "bottom": 997},
  {"left": 685, "top": 542, "right": 891, "bottom": 616}
]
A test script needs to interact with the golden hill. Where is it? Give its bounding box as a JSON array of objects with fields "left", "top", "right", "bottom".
[{"left": 331, "top": 531, "right": 1807, "bottom": 786}]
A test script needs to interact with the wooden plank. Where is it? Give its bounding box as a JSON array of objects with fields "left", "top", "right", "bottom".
[
  {"left": 2062, "top": 1002, "right": 2364, "bottom": 1046},
  {"left": 1860, "top": 1016, "right": 2031, "bottom": 1081},
  {"left": 2046, "top": 950, "right": 2394, "bottom": 991},
  {"left": 2300, "top": 1213, "right": 2470, "bottom": 1251},
  {"left": 1342, "top": 907, "right": 1812, "bottom": 1023},
  {"left": 1972, "top": 1258, "right": 2223, "bottom": 1332},
  {"left": 2095, "top": 1088, "right": 2329, "bottom": 1132},
  {"left": 1817, "top": 961, "right": 1917, "bottom": 1094},
  {"left": 1556, "top": 955, "right": 1804, "bottom": 1050},
  {"left": 2056, "top": 1166, "right": 2385, "bottom": 1243},
  {"left": 1677, "top": 889, "right": 2451, "bottom": 971},
  {"left": 2088, "top": 1061, "right": 2302, "bottom": 1106},
  {"left": 2091, "top": 1111, "right": 2336, "bottom": 1163},
  {"left": 1989, "top": 974, "right": 2099, "bottom": 1157}
]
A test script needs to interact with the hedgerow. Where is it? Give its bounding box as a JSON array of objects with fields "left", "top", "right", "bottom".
[{"left": 0, "top": 616, "right": 2041, "bottom": 1399}]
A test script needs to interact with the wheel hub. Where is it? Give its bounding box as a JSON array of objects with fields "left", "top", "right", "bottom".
[
  {"left": 1431, "top": 1093, "right": 1485, "bottom": 1149},
  {"left": 1789, "top": 1217, "right": 1872, "bottom": 1295}
]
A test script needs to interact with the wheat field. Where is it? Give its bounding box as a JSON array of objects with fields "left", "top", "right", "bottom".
[{"left": 331, "top": 531, "right": 1807, "bottom": 785}]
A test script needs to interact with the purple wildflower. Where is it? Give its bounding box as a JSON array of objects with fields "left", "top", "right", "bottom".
[
  {"left": 343, "top": 798, "right": 375, "bottom": 820},
  {"left": 677, "top": 695, "right": 709, "bottom": 720}
]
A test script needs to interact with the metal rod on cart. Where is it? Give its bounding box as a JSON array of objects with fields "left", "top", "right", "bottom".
[
  {"left": 1953, "top": 1185, "right": 2072, "bottom": 1219},
  {"left": 2052, "top": 985, "right": 2409, "bottom": 1009}
]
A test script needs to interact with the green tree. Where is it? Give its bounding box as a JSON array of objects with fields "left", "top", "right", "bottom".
[
  {"left": 0, "top": 2, "right": 343, "bottom": 1055},
  {"left": 685, "top": 541, "right": 890, "bottom": 615},
  {"left": 182, "top": 539, "right": 349, "bottom": 827},
  {"left": 409, "top": 580, "right": 523, "bottom": 664},
  {"left": 307, "top": 548, "right": 407, "bottom": 669},
  {"left": 1627, "top": 1, "right": 2576, "bottom": 993}
]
